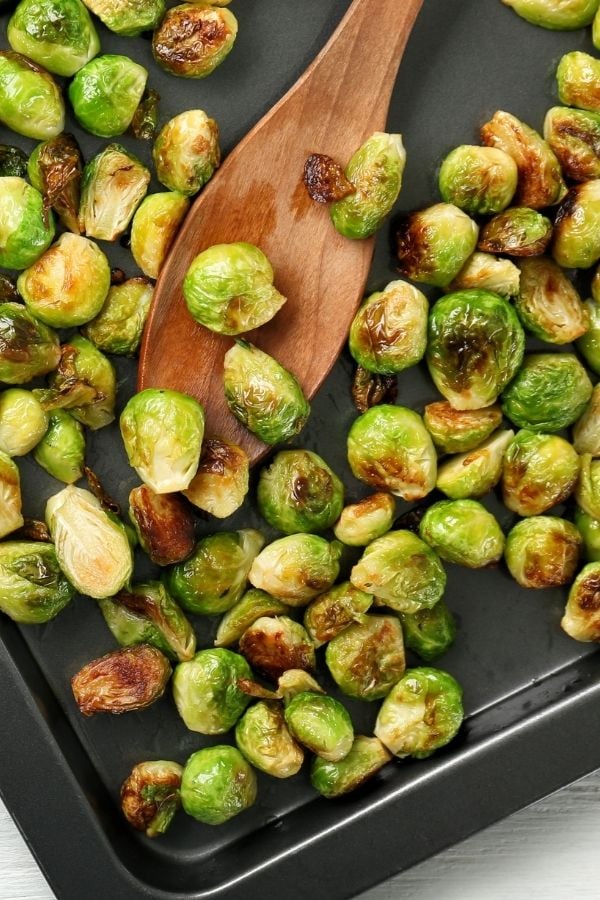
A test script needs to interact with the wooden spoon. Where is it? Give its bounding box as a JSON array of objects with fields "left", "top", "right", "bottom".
[{"left": 138, "top": 0, "right": 424, "bottom": 463}]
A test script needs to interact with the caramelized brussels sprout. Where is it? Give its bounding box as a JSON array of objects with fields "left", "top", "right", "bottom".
[
  {"left": 81, "top": 277, "right": 153, "bottom": 356},
  {"left": 130, "top": 193, "right": 190, "bottom": 279},
  {"left": 82, "top": 0, "right": 165, "bottom": 35},
  {"left": 423, "top": 402, "right": 503, "bottom": 455},
  {"left": 32, "top": 410, "right": 84, "bottom": 484},
  {"left": 69, "top": 54, "right": 148, "bottom": 137},
  {"left": 419, "top": 499, "right": 504, "bottom": 568},
  {"left": 575, "top": 454, "right": 600, "bottom": 519},
  {"left": 502, "top": 430, "right": 580, "bottom": 516},
  {"left": 446, "top": 252, "right": 520, "bottom": 299},
  {"left": 181, "top": 746, "right": 256, "bottom": 825},
  {"left": 501, "top": 0, "right": 599, "bottom": 28},
  {"left": 310, "top": 735, "right": 391, "bottom": 798},
  {"left": 153, "top": 110, "right": 220, "bottom": 196},
  {"left": 562, "top": 562, "right": 600, "bottom": 641},
  {"left": 27, "top": 134, "right": 83, "bottom": 234},
  {"left": 553, "top": 181, "right": 600, "bottom": 269},
  {"left": 514, "top": 257, "right": 588, "bottom": 344},
  {"left": 284, "top": 691, "right": 353, "bottom": 762},
  {"left": 502, "top": 353, "right": 592, "bottom": 432},
  {"left": 152, "top": 4, "right": 238, "bottom": 78},
  {"left": 121, "top": 760, "right": 182, "bottom": 839},
  {"left": 0, "top": 145, "right": 27, "bottom": 178},
  {"left": 436, "top": 429, "right": 514, "bottom": 500},
  {"left": 544, "top": 107, "right": 600, "bottom": 182},
  {"left": 395, "top": 202, "right": 479, "bottom": 287},
  {"left": 79, "top": 144, "right": 150, "bottom": 242},
  {"left": 0, "top": 389, "right": 47, "bottom": 457},
  {"left": 235, "top": 702, "right": 304, "bottom": 778},
  {"left": 325, "top": 614, "right": 405, "bottom": 701},
  {"left": 438, "top": 145, "right": 517, "bottom": 215},
  {"left": 38, "top": 337, "right": 117, "bottom": 431},
  {"left": 399, "top": 600, "right": 457, "bottom": 662},
  {"left": 128, "top": 485, "right": 195, "bottom": 567},
  {"left": 0, "top": 540, "right": 73, "bottom": 623},
  {"left": 333, "top": 493, "right": 396, "bottom": 547},
  {"left": 303, "top": 582, "right": 373, "bottom": 648},
  {"left": 183, "top": 437, "right": 249, "bottom": 519},
  {"left": 172, "top": 648, "right": 251, "bottom": 733},
  {"left": 577, "top": 296, "right": 600, "bottom": 374},
  {"left": 574, "top": 507, "right": 600, "bottom": 562},
  {"left": 557, "top": 52, "right": 600, "bottom": 114},
  {"left": 0, "top": 178, "right": 54, "bottom": 270},
  {"left": 248, "top": 534, "right": 341, "bottom": 607},
  {"left": 0, "top": 52, "right": 64, "bottom": 140},
  {"left": 8, "top": 0, "right": 99, "bottom": 77},
  {"left": 72, "top": 645, "right": 171, "bottom": 716},
  {"left": 573, "top": 384, "right": 600, "bottom": 455},
  {"left": 0, "top": 452, "right": 23, "bottom": 539},
  {"left": 478, "top": 207, "right": 553, "bottom": 257},
  {"left": 239, "top": 615, "right": 316, "bottom": 680},
  {"left": 214, "top": 588, "right": 290, "bottom": 648},
  {"left": 505, "top": 517, "right": 582, "bottom": 589}
]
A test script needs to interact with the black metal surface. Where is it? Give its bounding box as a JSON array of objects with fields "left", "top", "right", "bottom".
[{"left": 0, "top": 1, "right": 599, "bottom": 898}]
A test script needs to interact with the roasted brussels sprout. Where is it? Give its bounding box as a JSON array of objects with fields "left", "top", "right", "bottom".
[
  {"left": 350, "top": 530, "right": 446, "bottom": 614},
  {"left": 184, "top": 243, "right": 286, "bottom": 335},
  {"left": 248, "top": 534, "right": 341, "bottom": 606},
  {"left": 69, "top": 55, "right": 148, "bottom": 138},
  {"left": 423, "top": 402, "right": 503, "bottom": 455},
  {"left": 0, "top": 52, "right": 64, "bottom": 140},
  {"left": 167, "top": 529, "right": 264, "bottom": 616},
  {"left": 436, "top": 429, "right": 514, "bottom": 500},
  {"left": 82, "top": 277, "right": 153, "bottom": 357},
  {"left": 181, "top": 746, "right": 256, "bottom": 825},
  {"left": 152, "top": 4, "right": 238, "bottom": 78},
  {"left": 0, "top": 541, "right": 73, "bottom": 623},
  {"left": 446, "top": 252, "right": 520, "bottom": 299},
  {"left": 27, "top": 134, "right": 83, "bottom": 234},
  {"left": 544, "top": 107, "right": 600, "bottom": 182},
  {"left": 82, "top": 0, "right": 165, "bottom": 35},
  {"left": 333, "top": 493, "right": 396, "bottom": 547},
  {"left": 502, "top": 430, "right": 580, "bottom": 516},
  {"left": 480, "top": 110, "right": 566, "bottom": 209},
  {"left": 284, "top": 691, "right": 353, "bottom": 762},
  {"left": 172, "top": 648, "right": 251, "bottom": 733},
  {"left": 348, "top": 280, "right": 428, "bottom": 374},
  {"left": 303, "top": 152, "right": 355, "bottom": 204},
  {"left": 303, "top": 582, "right": 373, "bottom": 648},
  {"left": 235, "top": 702, "right": 304, "bottom": 778},
  {"left": 311, "top": 735, "right": 391, "bottom": 798},
  {"left": 45, "top": 485, "right": 133, "bottom": 599},
  {"left": 501, "top": 0, "right": 599, "bottom": 28},
  {"left": 121, "top": 760, "right": 182, "bottom": 839},
  {"left": 128, "top": 485, "right": 195, "bottom": 567},
  {"left": 0, "top": 145, "right": 27, "bottom": 178},
  {"left": 153, "top": 110, "right": 220, "bottom": 196},
  {"left": 8, "top": 0, "right": 99, "bottom": 77},
  {"left": 502, "top": 353, "right": 592, "bottom": 432},
  {"left": 553, "top": 181, "right": 600, "bottom": 269},
  {"left": 574, "top": 507, "right": 600, "bottom": 562},
  {"left": 183, "top": 437, "right": 249, "bottom": 519},
  {"left": 130, "top": 193, "right": 190, "bottom": 280},
  {"left": 72, "top": 645, "right": 171, "bottom": 716},
  {"left": 427, "top": 290, "right": 524, "bottom": 411},
  {"left": 223, "top": 341, "right": 310, "bottom": 445},
  {"left": 239, "top": 615, "right": 316, "bottom": 680},
  {"left": 557, "top": 52, "right": 600, "bottom": 114},
  {"left": 257, "top": 449, "right": 344, "bottom": 535},
  {"left": 375, "top": 668, "right": 463, "bottom": 758},
  {"left": 32, "top": 410, "right": 84, "bottom": 484},
  {"left": 395, "top": 203, "right": 479, "bottom": 288},
  {"left": 330, "top": 132, "right": 405, "bottom": 239},
  {"left": 575, "top": 454, "right": 600, "bottom": 519},
  {"left": 419, "top": 499, "right": 504, "bottom": 568},
  {"left": 573, "top": 385, "right": 600, "bottom": 455},
  {"left": 0, "top": 452, "right": 23, "bottom": 539},
  {"left": 347, "top": 405, "right": 436, "bottom": 501},
  {"left": 478, "top": 207, "right": 553, "bottom": 257},
  {"left": 214, "top": 588, "right": 290, "bottom": 648},
  {"left": 325, "top": 614, "right": 405, "bottom": 701},
  {"left": 514, "top": 257, "right": 588, "bottom": 344},
  {"left": 0, "top": 389, "right": 47, "bottom": 457},
  {"left": 562, "top": 562, "right": 600, "bottom": 641},
  {"left": 438, "top": 145, "right": 517, "bottom": 215},
  {"left": 79, "top": 144, "right": 150, "bottom": 242},
  {"left": 577, "top": 297, "right": 600, "bottom": 374},
  {"left": 505, "top": 517, "right": 582, "bottom": 589},
  {"left": 400, "top": 600, "right": 457, "bottom": 662},
  {"left": 0, "top": 178, "right": 54, "bottom": 270}
]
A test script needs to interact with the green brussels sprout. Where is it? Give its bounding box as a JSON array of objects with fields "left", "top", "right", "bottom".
[
  {"left": 574, "top": 507, "right": 600, "bottom": 561},
  {"left": 0, "top": 178, "right": 55, "bottom": 270},
  {"left": 0, "top": 541, "right": 73, "bottom": 623},
  {"left": 553, "top": 181, "right": 600, "bottom": 269},
  {"left": 82, "top": 0, "right": 165, "bottom": 35},
  {"left": 423, "top": 402, "right": 503, "bottom": 455},
  {"left": 562, "top": 562, "right": 600, "bottom": 641},
  {"left": 0, "top": 52, "right": 64, "bottom": 140},
  {"left": 419, "top": 499, "right": 504, "bottom": 568},
  {"left": 0, "top": 389, "right": 47, "bottom": 457},
  {"left": 121, "top": 760, "right": 182, "bottom": 839},
  {"left": 71, "top": 644, "right": 171, "bottom": 716},
  {"left": 399, "top": 600, "right": 457, "bottom": 662},
  {"left": 153, "top": 110, "right": 220, "bottom": 196},
  {"left": 330, "top": 132, "right": 405, "bottom": 239},
  {"left": 436, "top": 429, "right": 514, "bottom": 499},
  {"left": 166, "top": 529, "right": 264, "bottom": 615},
  {"left": 27, "top": 134, "right": 83, "bottom": 235},
  {"left": 395, "top": 203, "right": 479, "bottom": 287},
  {"left": 310, "top": 735, "right": 391, "bottom": 798},
  {"left": 239, "top": 615, "right": 316, "bottom": 680},
  {"left": 576, "top": 297, "right": 600, "bottom": 374},
  {"left": 45, "top": 485, "right": 133, "bottom": 599},
  {"left": 128, "top": 485, "right": 195, "bottom": 567},
  {"left": 235, "top": 701, "right": 304, "bottom": 779},
  {"left": 502, "top": 0, "right": 599, "bottom": 28},
  {"left": 248, "top": 534, "right": 341, "bottom": 606},
  {"left": 8, "top": 0, "right": 99, "bottom": 77},
  {"left": 350, "top": 530, "right": 446, "bottom": 614},
  {"left": 502, "top": 353, "right": 593, "bottom": 432},
  {"left": 303, "top": 581, "right": 373, "bottom": 648},
  {"left": 223, "top": 341, "right": 310, "bottom": 445},
  {"left": 544, "top": 107, "right": 600, "bottom": 182},
  {"left": 0, "top": 145, "right": 27, "bottom": 178},
  {"left": 333, "top": 493, "right": 396, "bottom": 547},
  {"left": 214, "top": 588, "right": 291, "bottom": 648},
  {"left": 32, "top": 410, "right": 84, "bottom": 484},
  {"left": 325, "top": 614, "right": 405, "bottom": 701},
  {"left": 480, "top": 110, "right": 566, "bottom": 209},
  {"left": 69, "top": 55, "right": 147, "bottom": 138},
  {"left": 427, "top": 290, "right": 524, "bottom": 411},
  {"left": 284, "top": 691, "right": 353, "bottom": 762},
  {"left": 438, "top": 145, "right": 518, "bottom": 215},
  {"left": 81, "top": 278, "right": 153, "bottom": 357},
  {"left": 184, "top": 243, "right": 286, "bottom": 335},
  {"left": 575, "top": 454, "right": 600, "bottom": 519},
  {"left": 120, "top": 388, "right": 204, "bottom": 493},
  {"left": 0, "top": 451, "right": 24, "bottom": 539},
  {"left": 130, "top": 193, "right": 190, "bottom": 280},
  {"left": 446, "top": 252, "right": 520, "bottom": 299},
  {"left": 514, "top": 257, "right": 588, "bottom": 345},
  {"left": 502, "top": 430, "right": 579, "bottom": 517},
  {"left": 557, "top": 51, "right": 600, "bottom": 114},
  {"left": 347, "top": 405, "right": 436, "bottom": 500},
  {"left": 99, "top": 582, "right": 196, "bottom": 663},
  {"left": 17, "top": 234, "right": 110, "bottom": 329},
  {"left": 172, "top": 648, "right": 251, "bottom": 733},
  {"left": 478, "top": 207, "right": 553, "bottom": 257},
  {"left": 573, "top": 385, "right": 600, "bottom": 455},
  {"left": 152, "top": 4, "right": 238, "bottom": 78},
  {"left": 181, "top": 745, "right": 256, "bottom": 825},
  {"left": 79, "top": 144, "right": 151, "bottom": 242},
  {"left": 505, "top": 517, "right": 582, "bottom": 589},
  {"left": 348, "top": 280, "right": 428, "bottom": 374},
  {"left": 257, "top": 449, "right": 344, "bottom": 535},
  {"left": 183, "top": 437, "right": 249, "bottom": 519}
]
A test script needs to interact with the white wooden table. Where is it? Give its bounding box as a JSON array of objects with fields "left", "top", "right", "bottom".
[{"left": 2, "top": 768, "right": 599, "bottom": 899}]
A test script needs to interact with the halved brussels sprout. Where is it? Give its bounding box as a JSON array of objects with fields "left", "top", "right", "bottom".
[
  {"left": 303, "top": 582, "right": 373, "bottom": 648},
  {"left": 121, "top": 760, "right": 182, "bottom": 839},
  {"left": 574, "top": 507, "right": 600, "bottom": 562},
  {"left": 310, "top": 735, "right": 391, "bottom": 798},
  {"left": 436, "top": 429, "right": 514, "bottom": 500},
  {"left": 166, "top": 529, "right": 264, "bottom": 615},
  {"left": 0, "top": 52, "right": 64, "bottom": 140},
  {"left": 0, "top": 389, "right": 48, "bottom": 457},
  {"left": 423, "top": 402, "right": 503, "bottom": 455},
  {"left": 33, "top": 410, "right": 84, "bottom": 484},
  {"left": 446, "top": 252, "right": 520, "bottom": 299},
  {"left": 45, "top": 485, "right": 133, "bottom": 599},
  {"left": 223, "top": 341, "right": 310, "bottom": 445},
  {"left": 478, "top": 207, "right": 553, "bottom": 257},
  {"left": 333, "top": 493, "right": 396, "bottom": 547},
  {"left": 514, "top": 257, "right": 588, "bottom": 344},
  {"left": 214, "top": 588, "right": 290, "bottom": 648},
  {"left": 82, "top": 0, "right": 165, "bottom": 35},
  {"left": 153, "top": 110, "right": 220, "bottom": 196},
  {"left": 577, "top": 297, "right": 600, "bottom": 374},
  {"left": 0, "top": 541, "right": 73, "bottom": 624},
  {"left": 553, "top": 180, "right": 600, "bottom": 269},
  {"left": 480, "top": 111, "right": 566, "bottom": 209},
  {"left": 395, "top": 203, "right": 479, "bottom": 287},
  {"left": 235, "top": 701, "right": 304, "bottom": 778},
  {"left": 248, "top": 534, "right": 341, "bottom": 607},
  {"left": 399, "top": 600, "right": 457, "bottom": 662},
  {"left": 284, "top": 691, "right": 353, "bottom": 762},
  {"left": 347, "top": 405, "right": 436, "bottom": 500},
  {"left": 330, "top": 132, "right": 406, "bottom": 240},
  {"left": 8, "top": 0, "right": 99, "bottom": 77},
  {"left": 181, "top": 746, "right": 256, "bottom": 825},
  {"left": 501, "top": 0, "right": 599, "bottom": 28},
  {"left": 325, "top": 614, "right": 405, "bottom": 701},
  {"left": 82, "top": 278, "right": 153, "bottom": 357},
  {"left": 438, "top": 145, "right": 517, "bottom": 215},
  {"left": 557, "top": 52, "right": 600, "bottom": 113},
  {"left": 505, "top": 517, "right": 582, "bottom": 589},
  {"left": 69, "top": 54, "right": 148, "bottom": 138},
  {"left": 502, "top": 430, "right": 580, "bottom": 516},
  {"left": 0, "top": 452, "right": 23, "bottom": 539},
  {"left": 27, "top": 134, "right": 83, "bottom": 234},
  {"left": 426, "top": 290, "right": 524, "bottom": 410},
  {"left": 502, "top": 353, "right": 593, "bottom": 432},
  {"left": 239, "top": 615, "right": 316, "bottom": 680},
  {"left": 544, "top": 107, "right": 600, "bottom": 182},
  {"left": 71, "top": 645, "right": 171, "bottom": 715},
  {"left": 79, "top": 144, "right": 151, "bottom": 242},
  {"left": 562, "top": 562, "right": 600, "bottom": 641},
  {"left": 348, "top": 280, "right": 428, "bottom": 374},
  {"left": 184, "top": 243, "right": 286, "bottom": 335},
  {"left": 573, "top": 384, "right": 600, "bottom": 455},
  {"left": 575, "top": 454, "right": 600, "bottom": 519},
  {"left": 183, "top": 437, "right": 249, "bottom": 519},
  {"left": 172, "top": 648, "right": 251, "bottom": 733},
  {"left": 128, "top": 485, "right": 195, "bottom": 567},
  {"left": 374, "top": 667, "right": 463, "bottom": 758},
  {"left": 130, "top": 193, "right": 190, "bottom": 280},
  {"left": 350, "top": 530, "right": 446, "bottom": 614},
  {"left": 0, "top": 145, "right": 27, "bottom": 178},
  {"left": 419, "top": 499, "right": 504, "bottom": 568},
  {"left": 0, "top": 178, "right": 55, "bottom": 270},
  {"left": 152, "top": 4, "right": 238, "bottom": 78}
]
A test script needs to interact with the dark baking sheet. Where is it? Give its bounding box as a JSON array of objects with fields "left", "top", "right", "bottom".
[{"left": 1, "top": 0, "right": 600, "bottom": 898}]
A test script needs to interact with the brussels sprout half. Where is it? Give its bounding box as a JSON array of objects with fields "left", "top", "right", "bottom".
[
  {"left": 419, "top": 499, "right": 505, "bottom": 568},
  {"left": 553, "top": 180, "right": 600, "bottom": 269},
  {"left": 514, "top": 257, "right": 588, "bottom": 345},
  {"left": 502, "top": 430, "right": 580, "bottom": 516},
  {"left": 239, "top": 615, "right": 316, "bottom": 680},
  {"left": 399, "top": 600, "right": 457, "bottom": 662},
  {"left": 0, "top": 52, "right": 64, "bottom": 140},
  {"left": 172, "top": 648, "right": 251, "bottom": 734},
  {"left": 69, "top": 54, "right": 148, "bottom": 138},
  {"left": 131, "top": 193, "right": 190, "bottom": 280},
  {"left": 82, "top": 278, "right": 153, "bottom": 357},
  {"left": 214, "top": 588, "right": 291, "bottom": 648},
  {"left": 438, "top": 145, "right": 517, "bottom": 215},
  {"left": 303, "top": 582, "right": 373, "bottom": 648},
  {"left": 235, "top": 702, "right": 304, "bottom": 778},
  {"left": 544, "top": 107, "right": 600, "bottom": 182},
  {"left": 181, "top": 746, "right": 256, "bottom": 825},
  {"left": 71, "top": 645, "right": 171, "bottom": 716},
  {"left": 0, "top": 451, "right": 24, "bottom": 539},
  {"left": 326, "top": 614, "right": 405, "bottom": 701},
  {"left": 183, "top": 437, "right": 249, "bottom": 519},
  {"left": 502, "top": 353, "right": 592, "bottom": 432},
  {"left": 82, "top": 0, "right": 165, "bottom": 35},
  {"left": 121, "top": 760, "right": 182, "bottom": 839},
  {"left": 333, "top": 493, "right": 396, "bottom": 547},
  {"left": 33, "top": 410, "right": 84, "bottom": 484},
  {"left": 284, "top": 691, "right": 354, "bottom": 762},
  {"left": 8, "top": 0, "right": 99, "bottom": 77},
  {"left": 478, "top": 207, "right": 553, "bottom": 257},
  {"left": 505, "top": 517, "right": 582, "bottom": 589},
  {"left": 248, "top": 534, "right": 341, "bottom": 607},
  {"left": 79, "top": 144, "right": 150, "bottom": 242},
  {"left": 395, "top": 203, "right": 479, "bottom": 287},
  {"left": 436, "top": 429, "right": 514, "bottom": 500},
  {"left": 423, "top": 402, "right": 503, "bottom": 455},
  {"left": 562, "top": 562, "right": 600, "bottom": 641},
  {"left": 310, "top": 735, "right": 391, "bottom": 798},
  {"left": 0, "top": 178, "right": 55, "bottom": 270},
  {"left": 0, "top": 389, "right": 48, "bottom": 457},
  {"left": 0, "top": 540, "right": 73, "bottom": 623},
  {"left": 153, "top": 110, "right": 220, "bottom": 196},
  {"left": 152, "top": 4, "right": 238, "bottom": 78},
  {"left": 129, "top": 485, "right": 195, "bottom": 567},
  {"left": 502, "top": 0, "right": 599, "bottom": 28},
  {"left": 447, "top": 252, "right": 520, "bottom": 300},
  {"left": 557, "top": 52, "right": 600, "bottom": 114}
]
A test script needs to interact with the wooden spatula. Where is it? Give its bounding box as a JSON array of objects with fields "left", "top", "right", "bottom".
[{"left": 138, "top": 0, "right": 424, "bottom": 463}]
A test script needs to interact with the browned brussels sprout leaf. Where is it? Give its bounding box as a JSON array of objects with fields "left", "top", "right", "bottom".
[
  {"left": 351, "top": 366, "right": 397, "bottom": 413},
  {"left": 129, "top": 88, "right": 160, "bottom": 141},
  {"left": 121, "top": 760, "right": 182, "bottom": 838},
  {"left": 84, "top": 465, "right": 120, "bottom": 515},
  {"left": 303, "top": 153, "right": 355, "bottom": 204},
  {"left": 129, "top": 484, "right": 196, "bottom": 566},
  {"left": 28, "top": 134, "right": 83, "bottom": 233}
]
